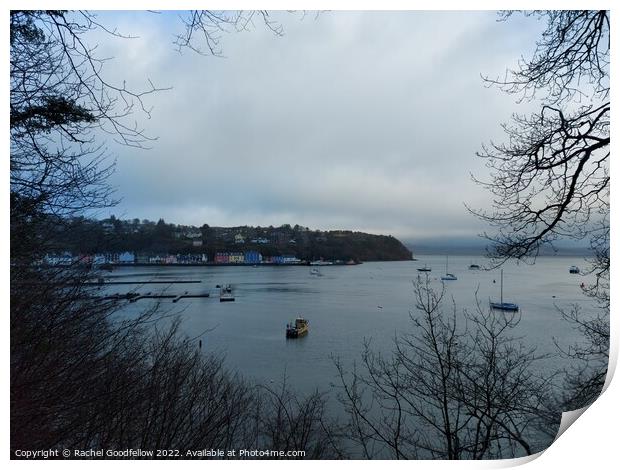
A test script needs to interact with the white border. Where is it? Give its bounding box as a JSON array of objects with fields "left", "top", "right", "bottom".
[{"left": 3, "top": 2, "right": 616, "bottom": 469}]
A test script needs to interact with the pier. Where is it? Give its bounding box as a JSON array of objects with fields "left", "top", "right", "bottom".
[
  {"left": 97, "top": 292, "right": 210, "bottom": 303},
  {"left": 86, "top": 280, "right": 202, "bottom": 285}
]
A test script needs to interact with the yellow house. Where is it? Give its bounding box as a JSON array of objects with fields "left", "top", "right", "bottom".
[{"left": 229, "top": 253, "right": 244, "bottom": 263}]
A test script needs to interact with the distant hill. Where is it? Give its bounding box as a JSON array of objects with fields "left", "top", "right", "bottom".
[
  {"left": 44, "top": 217, "right": 413, "bottom": 262},
  {"left": 405, "top": 236, "right": 593, "bottom": 257}
]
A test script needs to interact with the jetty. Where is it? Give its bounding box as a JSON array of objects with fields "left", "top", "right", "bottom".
[
  {"left": 85, "top": 280, "right": 202, "bottom": 285},
  {"left": 96, "top": 292, "right": 210, "bottom": 303}
]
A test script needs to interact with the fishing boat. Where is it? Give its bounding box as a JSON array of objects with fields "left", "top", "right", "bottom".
[
  {"left": 286, "top": 317, "right": 309, "bottom": 338},
  {"left": 569, "top": 265, "right": 580, "bottom": 274},
  {"left": 490, "top": 270, "right": 519, "bottom": 311},
  {"left": 441, "top": 256, "right": 457, "bottom": 281},
  {"left": 219, "top": 284, "right": 235, "bottom": 302},
  {"left": 417, "top": 264, "right": 431, "bottom": 272}
]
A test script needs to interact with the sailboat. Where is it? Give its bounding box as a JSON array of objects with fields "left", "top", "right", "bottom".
[
  {"left": 417, "top": 264, "right": 431, "bottom": 272},
  {"left": 310, "top": 267, "right": 322, "bottom": 276},
  {"left": 490, "top": 269, "right": 519, "bottom": 311},
  {"left": 441, "top": 256, "right": 457, "bottom": 281}
]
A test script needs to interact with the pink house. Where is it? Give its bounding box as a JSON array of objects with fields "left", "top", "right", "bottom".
[{"left": 215, "top": 252, "right": 229, "bottom": 264}]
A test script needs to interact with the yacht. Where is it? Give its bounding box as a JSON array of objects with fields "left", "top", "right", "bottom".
[
  {"left": 441, "top": 256, "right": 457, "bottom": 281},
  {"left": 490, "top": 270, "right": 519, "bottom": 311}
]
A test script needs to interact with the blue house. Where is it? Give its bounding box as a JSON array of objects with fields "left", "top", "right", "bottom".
[
  {"left": 244, "top": 251, "right": 262, "bottom": 264},
  {"left": 118, "top": 251, "right": 135, "bottom": 264}
]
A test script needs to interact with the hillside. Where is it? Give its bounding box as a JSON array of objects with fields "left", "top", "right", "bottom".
[{"left": 45, "top": 217, "right": 413, "bottom": 262}]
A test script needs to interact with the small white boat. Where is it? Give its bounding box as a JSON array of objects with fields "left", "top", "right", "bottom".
[
  {"left": 310, "top": 267, "right": 322, "bottom": 276},
  {"left": 441, "top": 256, "right": 457, "bottom": 281},
  {"left": 417, "top": 264, "right": 431, "bottom": 272},
  {"left": 219, "top": 284, "right": 235, "bottom": 302},
  {"left": 569, "top": 266, "right": 580, "bottom": 274}
]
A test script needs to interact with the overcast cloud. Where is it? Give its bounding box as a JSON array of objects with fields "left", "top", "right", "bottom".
[{"left": 88, "top": 11, "right": 544, "bottom": 242}]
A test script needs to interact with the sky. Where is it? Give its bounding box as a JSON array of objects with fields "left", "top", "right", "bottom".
[{"left": 85, "top": 10, "right": 546, "bottom": 244}]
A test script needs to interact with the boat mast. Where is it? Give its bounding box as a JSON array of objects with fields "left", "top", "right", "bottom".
[{"left": 500, "top": 269, "right": 504, "bottom": 305}]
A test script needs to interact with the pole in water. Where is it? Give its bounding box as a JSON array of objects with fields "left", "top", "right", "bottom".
[{"left": 199, "top": 339, "right": 202, "bottom": 349}]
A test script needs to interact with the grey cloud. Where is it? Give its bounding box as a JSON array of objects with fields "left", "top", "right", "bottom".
[{"left": 88, "top": 11, "right": 544, "bottom": 240}]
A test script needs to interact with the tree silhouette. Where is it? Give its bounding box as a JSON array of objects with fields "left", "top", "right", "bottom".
[{"left": 470, "top": 10, "right": 609, "bottom": 410}]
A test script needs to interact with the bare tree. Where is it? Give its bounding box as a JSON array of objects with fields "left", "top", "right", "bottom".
[
  {"left": 334, "top": 277, "right": 557, "bottom": 459},
  {"left": 11, "top": 11, "right": 341, "bottom": 459},
  {"left": 470, "top": 11, "right": 609, "bottom": 267},
  {"left": 469, "top": 10, "right": 610, "bottom": 409},
  {"left": 174, "top": 10, "right": 285, "bottom": 55},
  {"left": 254, "top": 378, "right": 344, "bottom": 459}
]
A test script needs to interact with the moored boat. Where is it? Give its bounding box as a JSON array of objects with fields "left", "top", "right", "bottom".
[
  {"left": 310, "top": 260, "right": 333, "bottom": 266},
  {"left": 569, "top": 265, "right": 580, "bottom": 274},
  {"left": 220, "top": 284, "right": 235, "bottom": 302},
  {"left": 286, "top": 317, "right": 309, "bottom": 338},
  {"left": 441, "top": 256, "right": 457, "bottom": 281},
  {"left": 490, "top": 270, "right": 519, "bottom": 311},
  {"left": 490, "top": 301, "right": 519, "bottom": 311}
]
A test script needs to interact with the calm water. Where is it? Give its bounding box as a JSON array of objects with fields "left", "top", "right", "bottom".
[{"left": 108, "top": 255, "right": 599, "bottom": 395}]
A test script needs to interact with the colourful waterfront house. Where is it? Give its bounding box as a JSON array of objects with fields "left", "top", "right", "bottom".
[
  {"left": 229, "top": 252, "right": 244, "bottom": 264},
  {"left": 104, "top": 253, "right": 119, "bottom": 264},
  {"left": 118, "top": 251, "right": 135, "bottom": 264},
  {"left": 44, "top": 252, "right": 74, "bottom": 265},
  {"left": 244, "top": 251, "right": 261, "bottom": 264},
  {"left": 272, "top": 255, "right": 284, "bottom": 264},
  {"left": 93, "top": 254, "right": 106, "bottom": 265},
  {"left": 201, "top": 254, "right": 209, "bottom": 263},
  {"left": 77, "top": 254, "right": 92, "bottom": 264},
  {"left": 282, "top": 255, "right": 301, "bottom": 264},
  {"left": 164, "top": 254, "right": 177, "bottom": 264},
  {"left": 215, "top": 252, "right": 229, "bottom": 264}
]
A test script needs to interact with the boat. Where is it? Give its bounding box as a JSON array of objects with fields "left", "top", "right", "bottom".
[
  {"left": 417, "top": 264, "right": 431, "bottom": 272},
  {"left": 569, "top": 265, "right": 580, "bottom": 274},
  {"left": 310, "top": 260, "right": 333, "bottom": 266},
  {"left": 310, "top": 267, "right": 322, "bottom": 276},
  {"left": 468, "top": 263, "right": 481, "bottom": 270},
  {"left": 286, "top": 317, "right": 309, "bottom": 338},
  {"left": 490, "top": 270, "right": 519, "bottom": 311},
  {"left": 219, "top": 284, "right": 235, "bottom": 302},
  {"left": 441, "top": 256, "right": 457, "bottom": 281}
]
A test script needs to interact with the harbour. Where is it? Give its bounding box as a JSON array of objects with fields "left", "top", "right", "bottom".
[{"left": 109, "top": 255, "right": 596, "bottom": 395}]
